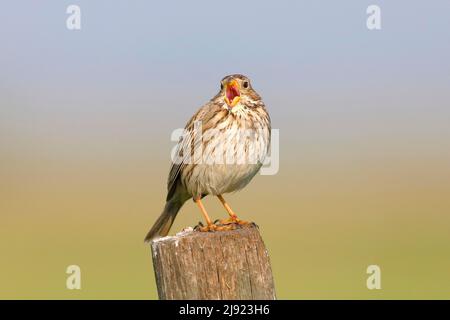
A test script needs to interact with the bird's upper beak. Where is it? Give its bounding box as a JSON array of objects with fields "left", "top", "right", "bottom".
[{"left": 224, "top": 80, "right": 241, "bottom": 108}]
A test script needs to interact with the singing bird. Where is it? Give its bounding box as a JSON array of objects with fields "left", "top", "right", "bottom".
[{"left": 145, "top": 74, "right": 271, "bottom": 241}]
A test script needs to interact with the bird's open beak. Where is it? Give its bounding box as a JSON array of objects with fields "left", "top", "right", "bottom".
[{"left": 224, "top": 80, "right": 241, "bottom": 108}]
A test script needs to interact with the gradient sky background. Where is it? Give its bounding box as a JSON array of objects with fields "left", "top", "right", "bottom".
[{"left": 1, "top": 1, "right": 450, "bottom": 299}]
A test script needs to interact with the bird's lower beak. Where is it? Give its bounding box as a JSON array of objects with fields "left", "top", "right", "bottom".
[{"left": 224, "top": 80, "right": 241, "bottom": 108}]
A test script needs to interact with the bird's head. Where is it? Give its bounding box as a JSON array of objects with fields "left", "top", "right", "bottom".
[{"left": 220, "top": 74, "right": 257, "bottom": 109}]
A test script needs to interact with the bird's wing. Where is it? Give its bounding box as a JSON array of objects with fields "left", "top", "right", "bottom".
[
  {"left": 166, "top": 101, "right": 220, "bottom": 200},
  {"left": 166, "top": 124, "right": 195, "bottom": 200}
]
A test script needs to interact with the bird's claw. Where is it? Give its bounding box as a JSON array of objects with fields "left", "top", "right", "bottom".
[
  {"left": 193, "top": 221, "right": 204, "bottom": 231},
  {"left": 195, "top": 216, "right": 254, "bottom": 233},
  {"left": 219, "top": 216, "right": 250, "bottom": 226},
  {"left": 196, "top": 223, "right": 236, "bottom": 232}
]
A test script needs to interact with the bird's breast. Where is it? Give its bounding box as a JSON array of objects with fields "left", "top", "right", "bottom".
[{"left": 181, "top": 108, "right": 270, "bottom": 197}]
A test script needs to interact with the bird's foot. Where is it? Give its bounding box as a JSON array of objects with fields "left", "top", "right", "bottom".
[
  {"left": 194, "top": 222, "right": 236, "bottom": 232},
  {"left": 194, "top": 220, "right": 243, "bottom": 232},
  {"left": 218, "top": 215, "right": 250, "bottom": 226}
]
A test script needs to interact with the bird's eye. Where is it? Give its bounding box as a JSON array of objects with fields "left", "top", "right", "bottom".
[
  {"left": 221, "top": 83, "right": 224, "bottom": 90},
  {"left": 243, "top": 81, "right": 249, "bottom": 88}
]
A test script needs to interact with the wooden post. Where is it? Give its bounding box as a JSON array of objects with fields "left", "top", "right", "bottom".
[{"left": 150, "top": 224, "right": 276, "bottom": 300}]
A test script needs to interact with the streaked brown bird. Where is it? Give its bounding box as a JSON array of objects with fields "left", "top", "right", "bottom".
[{"left": 145, "top": 74, "right": 271, "bottom": 241}]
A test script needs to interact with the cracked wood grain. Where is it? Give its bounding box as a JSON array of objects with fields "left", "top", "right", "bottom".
[{"left": 150, "top": 225, "right": 276, "bottom": 300}]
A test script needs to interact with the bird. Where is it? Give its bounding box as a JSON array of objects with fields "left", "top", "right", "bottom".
[{"left": 145, "top": 74, "right": 271, "bottom": 241}]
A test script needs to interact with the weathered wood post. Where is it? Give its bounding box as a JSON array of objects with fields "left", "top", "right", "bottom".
[{"left": 150, "top": 224, "right": 276, "bottom": 300}]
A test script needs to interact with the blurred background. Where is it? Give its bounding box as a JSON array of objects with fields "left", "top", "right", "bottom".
[{"left": 1, "top": 1, "right": 450, "bottom": 299}]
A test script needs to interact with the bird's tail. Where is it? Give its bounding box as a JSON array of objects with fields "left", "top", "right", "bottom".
[{"left": 144, "top": 198, "right": 185, "bottom": 242}]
